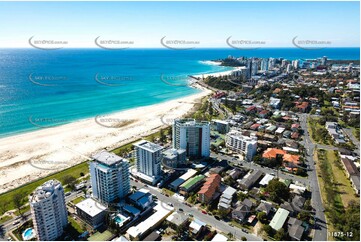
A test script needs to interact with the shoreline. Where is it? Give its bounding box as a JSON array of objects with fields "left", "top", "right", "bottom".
[{"left": 0, "top": 80, "right": 213, "bottom": 193}]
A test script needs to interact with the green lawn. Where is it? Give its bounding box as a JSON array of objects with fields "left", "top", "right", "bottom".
[
  {"left": 0, "top": 161, "right": 89, "bottom": 212},
  {"left": 68, "top": 216, "right": 86, "bottom": 234},
  {"left": 315, "top": 149, "right": 345, "bottom": 240},
  {"left": 71, "top": 196, "right": 85, "bottom": 205},
  {"left": 87, "top": 230, "right": 113, "bottom": 241},
  {"left": 326, "top": 151, "right": 357, "bottom": 207},
  {"left": 0, "top": 215, "right": 12, "bottom": 224},
  {"left": 308, "top": 118, "right": 333, "bottom": 145},
  {"left": 14, "top": 204, "right": 30, "bottom": 216}
]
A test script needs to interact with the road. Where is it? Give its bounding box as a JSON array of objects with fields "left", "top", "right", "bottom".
[
  {"left": 342, "top": 128, "right": 360, "bottom": 155},
  {"left": 0, "top": 191, "right": 83, "bottom": 241},
  {"left": 211, "top": 153, "right": 308, "bottom": 185},
  {"left": 130, "top": 180, "right": 262, "bottom": 241},
  {"left": 299, "top": 114, "right": 327, "bottom": 241}
]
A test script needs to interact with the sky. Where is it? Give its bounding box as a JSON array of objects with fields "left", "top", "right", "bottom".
[{"left": 0, "top": 1, "right": 359, "bottom": 48}]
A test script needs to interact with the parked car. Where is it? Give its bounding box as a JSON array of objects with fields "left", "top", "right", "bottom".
[{"left": 201, "top": 210, "right": 207, "bottom": 214}]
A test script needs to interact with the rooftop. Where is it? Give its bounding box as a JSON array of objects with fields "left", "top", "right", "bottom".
[
  {"left": 134, "top": 140, "right": 163, "bottom": 153},
  {"left": 30, "top": 179, "right": 62, "bottom": 203},
  {"left": 180, "top": 175, "right": 205, "bottom": 190},
  {"left": 92, "top": 150, "right": 125, "bottom": 166},
  {"left": 76, "top": 198, "right": 106, "bottom": 217},
  {"left": 270, "top": 208, "right": 290, "bottom": 230}
]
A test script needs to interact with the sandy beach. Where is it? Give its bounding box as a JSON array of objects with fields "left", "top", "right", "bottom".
[{"left": 0, "top": 84, "right": 212, "bottom": 193}]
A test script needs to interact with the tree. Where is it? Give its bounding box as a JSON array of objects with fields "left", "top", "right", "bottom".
[
  {"left": 274, "top": 228, "right": 286, "bottom": 241},
  {"left": 159, "top": 128, "right": 166, "bottom": 143},
  {"left": 0, "top": 200, "right": 7, "bottom": 215},
  {"left": 257, "top": 211, "right": 267, "bottom": 224},
  {"left": 265, "top": 179, "right": 290, "bottom": 203},
  {"left": 12, "top": 193, "right": 26, "bottom": 216},
  {"left": 62, "top": 175, "right": 77, "bottom": 190},
  {"left": 241, "top": 236, "right": 247, "bottom": 241},
  {"left": 263, "top": 224, "right": 274, "bottom": 237},
  {"left": 303, "top": 199, "right": 312, "bottom": 211},
  {"left": 297, "top": 211, "right": 311, "bottom": 222}
]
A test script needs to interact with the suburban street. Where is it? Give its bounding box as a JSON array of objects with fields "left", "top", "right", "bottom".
[
  {"left": 299, "top": 114, "right": 327, "bottom": 241},
  {"left": 129, "top": 180, "right": 263, "bottom": 241},
  {"left": 211, "top": 153, "right": 308, "bottom": 185}
]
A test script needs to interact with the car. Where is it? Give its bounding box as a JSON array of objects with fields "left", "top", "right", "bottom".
[
  {"left": 214, "top": 215, "right": 220, "bottom": 220},
  {"left": 167, "top": 202, "right": 173, "bottom": 207},
  {"left": 144, "top": 184, "right": 148, "bottom": 187},
  {"left": 188, "top": 213, "right": 194, "bottom": 217},
  {"left": 242, "top": 229, "right": 248, "bottom": 233},
  {"left": 270, "top": 173, "right": 275, "bottom": 176},
  {"left": 178, "top": 208, "right": 184, "bottom": 212},
  {"left": 12, "top": 221, "right": 20, "bottom": 225},
  {"left": 134, "top": 179, "right": 138, "bottom": 182},
  {"left": 201, "top": 210, "right": 207, "bottom": 214}
]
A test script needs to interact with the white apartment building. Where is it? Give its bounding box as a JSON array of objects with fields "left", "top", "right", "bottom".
[
  {"left": 225, "top": 130, "right": 257, "bottom": 161},
  {"left": 134, "top": 140, "right": 163, "bottom": 184},
  {"left": 90, "top": 150, "right": 130, "bottom": 204},
  {"left": 29, "top": 180, "right": 68, "bottom": 241},
  {"left": 173, "top": 118, "right": 210, "bottom": 158}
]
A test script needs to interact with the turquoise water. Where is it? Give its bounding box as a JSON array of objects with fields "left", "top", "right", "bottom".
[
  {"left": 0, "top": 48, "right": 359, "bottom": 138},
  {"left": 114, "top": 216, "right": 124, "bottom": 223},
  {"left": 22, "top": 228, "right": 35, "bottom": 240}
]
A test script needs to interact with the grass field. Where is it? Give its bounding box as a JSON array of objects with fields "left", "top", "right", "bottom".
[
  {"left": 0, "top": 162, "right": 89, "bottom": 212},
  {"left": 14, "top": 205, "right": 30, "bottom": 216},
  {"left": 68, "top": 216, "right": 86, "bottom": 234},
  {"left": 326, "top": 151, "right": 357, "bottom": 207},
  {"left": 308, "top": 118, "right": 333, "bottom": 145},
  {"left": 314, "top": 149, "right": 349, "bottom": 240},
  {"left": 71, "top": 196, "right": 85, "bottom": 205},
  {"left": 0, "top": 215, "right": 12, "bottom": 224},
  {"left": 87, "top": 230, "right": 113, "bottom": 241}
]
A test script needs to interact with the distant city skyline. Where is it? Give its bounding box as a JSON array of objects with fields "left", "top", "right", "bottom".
[{"left": 0, "top": 1, "right": 359, "bottom": 48}]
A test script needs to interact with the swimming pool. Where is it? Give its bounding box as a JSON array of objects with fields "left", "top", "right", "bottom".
[
  {"left": 114, "top": 216, "right": 124, "bottom": 224},
  {"left": 22, "top": 228, "right": 35, "bottom": 241}
]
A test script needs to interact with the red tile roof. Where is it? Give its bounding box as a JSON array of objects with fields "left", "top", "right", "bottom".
[{"left": 262, "top": 148, "right": 287, "bottom": 159}]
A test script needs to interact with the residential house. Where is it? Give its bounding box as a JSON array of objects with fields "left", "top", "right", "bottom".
[
  {"left": 232, "top": 204, "right": 250, "bottom": 223},
  {"left": 256, "top": 202, "right": 273, "bottom": 216},
  {"left": 287, "top": 217, "right": 305, "bottom": 241},
  {"left": 270, "top": 208, "right": 290, "bottom": 230}
]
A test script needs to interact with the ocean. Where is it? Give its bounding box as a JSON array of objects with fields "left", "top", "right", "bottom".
[{"left": 0, "top": 48, "right": 359, "bottom": 137}]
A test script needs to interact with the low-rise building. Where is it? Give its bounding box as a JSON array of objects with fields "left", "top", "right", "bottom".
[
  {"left": 179, "top": 175, "right": 205, "bottom": 196},
  {"left": 128, "top": 188, "right": 153, "bottom": 210},
  {"left": 162, "top": 148, "right": 186, "bottom": 168},
  {"left": 76, "top": 198, "right": 106, "bottom": 228},
  {"left": 166, "top": 211, "right": 189, "bottom": 228},
  {"left": 256, "top": 201, "right": 273, "bottom": 216},
  {"left": 126, "top": 203, "right": 174, "bottom": 240},
  {"left": 218, "top": 186, "right": 237, "bottom": 211},
  {"left": 238, "top": 170, "right": 263, "bottom": 190},
  {"left": 169, "top": 169, "right": 198, "bottom": 191},
  {"left": 189, "top": 218, "right": 206, "bottom": 235},
  {"left": 212, "top": 119, "right": 230, "bottom": 134},
  {"left": 270, "top": 208, "right": 290, "bottom": 230},
  {"left": 197, "top": 174, "right": 221, "bottom": 203},
  {"left": 287, "top": 217, "right": 305, "bottom": 241},
  {"left": 232, "top": 204, "right": 250, "bottom": 223}
]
